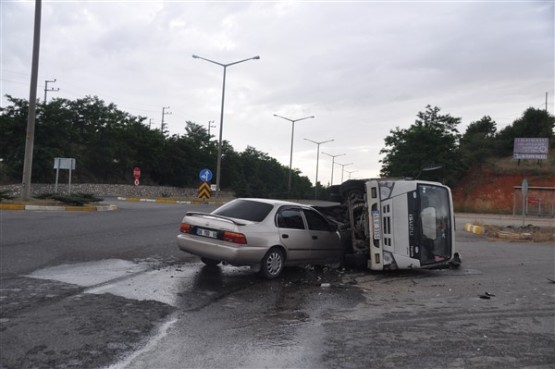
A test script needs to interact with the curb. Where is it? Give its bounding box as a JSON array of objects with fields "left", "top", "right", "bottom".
[
  {"left": 0, "top": 204, "right": 118, "bottom": 212},
  {"left": 116, "top": 197, "right": 227, "bottom": 206},
  {"left": 464, "top": 223, "right": 485, "bottom": 235}
]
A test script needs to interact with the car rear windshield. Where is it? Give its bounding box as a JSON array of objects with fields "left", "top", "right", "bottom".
[{"left": 212, "top": 200, "right": 273, "bottom": 222}]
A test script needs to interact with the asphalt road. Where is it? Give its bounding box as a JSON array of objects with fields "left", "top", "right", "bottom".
[{"left": 0, "top": 200, "right": 554, "bottom": 369}]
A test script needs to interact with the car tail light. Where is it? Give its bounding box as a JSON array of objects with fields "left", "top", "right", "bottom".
[
  {"left": 180, "top": 223, "right": 193, "bottom": 234},
  {"left": 221, "top": 231, "right": 247, "bottom": 244}
]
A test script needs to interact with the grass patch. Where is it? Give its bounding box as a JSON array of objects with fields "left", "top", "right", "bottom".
[{"left": 486, "top": 153, "right": 555, "bottom": 175}]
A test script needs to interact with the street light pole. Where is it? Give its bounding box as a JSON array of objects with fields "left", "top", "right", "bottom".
[
  {"left": 322, "top": 152, "right": 345, "bottom": 186},
  {"left": 273, "top": 114, "right": 315, "bottom": 193},
  {"left": 346, "top": 169, "right": 358, "bottom": 179},
  {"left": 304, "top": 138, "right": 333, "bottom": 198},
  {"left": 193, "top": 54, "right": 260, "bottom": 196},
  {"left": 336, "top": 162, "right": 353, "bottom": 183}
]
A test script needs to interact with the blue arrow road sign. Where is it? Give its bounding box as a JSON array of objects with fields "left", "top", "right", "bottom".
[{"left": 199, "top": 169, "right": 213, "bottom": 182}]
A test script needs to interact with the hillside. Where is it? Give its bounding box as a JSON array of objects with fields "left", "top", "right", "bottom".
[{"left": 452, "top": 153, "right": 555, "bottom": 215}]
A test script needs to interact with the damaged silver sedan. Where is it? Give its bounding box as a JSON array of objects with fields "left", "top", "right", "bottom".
[{"left": 177, "top": 198, "right": 343, "bottom": 279}]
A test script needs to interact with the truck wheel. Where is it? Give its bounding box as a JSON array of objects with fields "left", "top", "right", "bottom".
[
  {"left": 259, "top": 248, "right": 285, "bottom": 279},
  {"left": 200, "top": 257, "right": 221, "bottom": 266}
]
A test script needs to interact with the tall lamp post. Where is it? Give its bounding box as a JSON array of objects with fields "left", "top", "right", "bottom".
[
  {"left": 345, "top": 169, "right": 358, "bottom": 180},
  {"left": 273, "top": 114, "right": 314, "bottom": 193},
  {"left": 322, "top": 152, "right": 345, "bottom": 186},
  {"left": 193, "top": 54, "right": 260, "bottom": 195},
  {"left": 304, "top": 138, "right": 333, "bottom": 198},
  {"left": 336, "top": 162, "right": 353, "bottom": 183}
]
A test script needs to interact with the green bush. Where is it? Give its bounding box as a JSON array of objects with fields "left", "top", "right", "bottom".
[
  {"left": 34, "top": 192, "right": 103, "bottom": 206},
  {"left": 0, "top": 189, "right": 15, "bottom": 201}
]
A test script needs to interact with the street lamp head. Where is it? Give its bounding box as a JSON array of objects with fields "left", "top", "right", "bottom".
[
  {"left": 192, "top": 54, "right": 199, "bottom": 59},
  {"left": 305, "top": 137, "right": 333, "bottom": 145},
  {"left": 253, "top": 56, "right": 261, "bottom": 60}
]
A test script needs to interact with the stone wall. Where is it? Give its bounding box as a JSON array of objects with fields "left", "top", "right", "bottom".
[{"left": 0, "top": 183, "right": 234, "bottom": 199}]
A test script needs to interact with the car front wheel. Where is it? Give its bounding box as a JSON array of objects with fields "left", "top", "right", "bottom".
[{"left": 259, "top": 248, "right": 285, "bottom": 279}]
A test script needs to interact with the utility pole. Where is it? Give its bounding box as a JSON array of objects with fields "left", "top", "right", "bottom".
[
  {"left": 546, "top": 92, "right": 549, "bottom": 112},
  {"left": 161, "top": 106, "right": 171, "bottom": 133},
  {"left": 44, "top": 78, "right": 59, "bottom": 102},
  {"left": 21, "top": 0, "right": 42, "bottom": 200},
  {"left": 149, "top": 118, "right": 153, "bottom": 129},
  {"left": 208, "top": 120, "right": 216, "bottom": 137}
]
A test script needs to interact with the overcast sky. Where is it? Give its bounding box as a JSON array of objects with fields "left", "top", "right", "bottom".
[{"left": 2, "top": 0, "right": 553, "bottom": 185}]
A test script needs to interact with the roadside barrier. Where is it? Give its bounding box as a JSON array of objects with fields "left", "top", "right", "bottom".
[
  {"left": 464, "top": 223, "right": 485, "bottom": 235},
  {"left": 116, "top": 197, "right": 226, "bottom": 205}
]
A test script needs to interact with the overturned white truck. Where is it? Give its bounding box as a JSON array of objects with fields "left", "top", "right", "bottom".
[{"left": 316, "top": 178, "right": 461, "bottom": 270}]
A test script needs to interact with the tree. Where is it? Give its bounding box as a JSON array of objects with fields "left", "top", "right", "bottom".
[
  {"left": 459, "top": 116, "right": 497, "bottom": 167},
  {"left": 0, "top": 96, "right": 28, "bottom": 180},
  {"left": 0, "top": 95, "right": 314, "bottom": 198},
  {"left": 380, "top": 105, "right": 462, "bottom": 185},
  {"left": 495, "top": 108, "right": 555, "bottom": 156}
]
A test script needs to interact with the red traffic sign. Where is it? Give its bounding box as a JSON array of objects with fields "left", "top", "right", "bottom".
[
  {"left": 134, "top": 178, "right": 140, "bottom": 187},
  {"left": 133, "top": 167, "right": 141, "bottom": 179}
]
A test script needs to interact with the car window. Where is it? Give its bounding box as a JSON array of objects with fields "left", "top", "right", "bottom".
[
  {"left": 276, "top": 208, "right": 305, "bottom": 230},
  {"left": 212, "top": 199, "right": 273, "bottom": 222},
  {"left": 303, "top": 209, "right": 332, "bottom": 231}
]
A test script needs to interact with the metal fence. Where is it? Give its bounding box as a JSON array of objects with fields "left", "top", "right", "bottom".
[{"left": 513, "top": 186, "right": 555, "bottom": 217}]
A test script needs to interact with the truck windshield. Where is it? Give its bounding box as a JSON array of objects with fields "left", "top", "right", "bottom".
[{"left": 418, "top": 185, "right": 452, "bottom": 265}]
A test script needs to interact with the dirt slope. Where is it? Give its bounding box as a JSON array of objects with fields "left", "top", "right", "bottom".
[{"left": 452, "top": 158, "right": 554, "bottom": 214}]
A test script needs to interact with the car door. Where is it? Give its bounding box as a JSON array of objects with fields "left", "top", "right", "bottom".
[
  {"left": 302, "top": 208, "right": 342, "bottom": 262},
  {"left": 276, "top": 207, "right": 312, "bottom": 262}
]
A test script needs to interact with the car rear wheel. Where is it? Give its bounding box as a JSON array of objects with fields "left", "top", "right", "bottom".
[
  {"left": 259, "top": 248, "right": 285, "bottom": 279},
  {"left": 200, "top": 257, "right": 221, "bottom": 266}
]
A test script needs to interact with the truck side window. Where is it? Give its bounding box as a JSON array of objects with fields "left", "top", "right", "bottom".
[
  {"left": 276, "top": 209, "right": 305, "bottom": 230},
  {"left": 303, "top": 209, "right": 332, "bottom": 231}
]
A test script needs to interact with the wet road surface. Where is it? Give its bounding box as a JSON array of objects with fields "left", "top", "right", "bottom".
[{"left": 1, "top": 201, "right": 554, "bottom": 368}]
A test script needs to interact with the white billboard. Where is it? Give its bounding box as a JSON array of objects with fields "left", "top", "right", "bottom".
[{"left": 513, "top": 138, "right": 549, "bottom": 160}]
